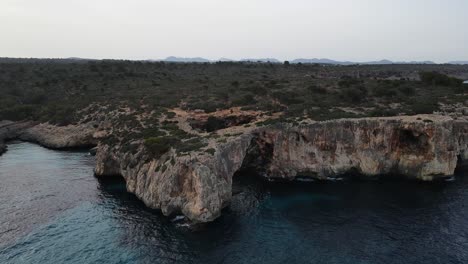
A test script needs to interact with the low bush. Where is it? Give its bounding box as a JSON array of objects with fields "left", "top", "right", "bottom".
[
  {"left": 144, "top": 136, "right": 179, "bottom": 157},
  {"left": 419, "top": 72, "right": 462, "bottom": 87}
]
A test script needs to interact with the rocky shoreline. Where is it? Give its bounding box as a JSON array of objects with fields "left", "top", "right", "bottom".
[
  {"left": 0, "top": 121, "right": 99, "bottom": 152},
  {"left": 1, "top": 115, "right": 467, "bottom": 223}
]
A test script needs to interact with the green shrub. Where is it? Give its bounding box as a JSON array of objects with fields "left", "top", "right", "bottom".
[
  {"left": 232, "top": 93, "right": 257, "bottom": 106},
  {"left": 409, "top": 98, "right": 439, "bottom": 114},
  {"left": 205, "top": 148, "right": 216, "bottom": 155},
  {"left": 341, "top": 86, "right": 367, "bottom": 103},
  {"left": 338, "top": 76, "right": 362, "bottom": 88},
  {"left": 419, "top": 72, "right": 462, "bottom": 87},
  {"left": 0, "top": 105, "right": 36, "bottom": 121},
  {"left": 177, "top": 137, "right": 207, "bottom": 153},
  {"left": 398, "top": 85, "right": 416, "bottom": 96},
  {"left": 144, "top": 136, "right": 179, "bottom": 157},
  {"left": 307, "top": 85, "right": 327, "bottom": 94}
]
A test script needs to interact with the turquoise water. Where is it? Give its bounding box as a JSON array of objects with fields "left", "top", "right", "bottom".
[{"left": 1, "top": 142, "right": 468, "bottom": 264}]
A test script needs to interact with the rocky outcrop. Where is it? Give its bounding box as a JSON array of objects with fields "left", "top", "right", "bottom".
[
  {"left": 0, "top": 121, "right": 99, "bottom": 156},
  {"left": 18, "top": 123, "right": 98, "bottom": 149},
  {"left": 95, "top": 115, "right": 468, "bottom": 223},
  {"left": 454, "top": 119, "right": 468, "bottom": 168},
  {"left": 0, "top": 121, "right": 36, "bottom": 155},
  {"left": 95, "top": 134, "right": 253, "bottom": 222},
  {"left": 243, "top": 115, "right": 465, "bottom": 181}
]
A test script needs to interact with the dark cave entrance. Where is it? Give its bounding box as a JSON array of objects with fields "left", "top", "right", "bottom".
[{"left": 398, "top": 129, "right": 430, "bottom": 154}]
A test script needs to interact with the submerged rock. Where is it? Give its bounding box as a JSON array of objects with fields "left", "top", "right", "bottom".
[{"left": 94, "top": 115, "right": 467, "bottom": 223}]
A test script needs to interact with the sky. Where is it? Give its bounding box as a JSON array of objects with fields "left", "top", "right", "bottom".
[{"left": 1, "top": 0, "right": 467, "bottom": 62}]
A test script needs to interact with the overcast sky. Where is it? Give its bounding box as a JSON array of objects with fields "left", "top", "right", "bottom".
[{"left": 1, "top": 0, "right": 467, "bottom": 62}]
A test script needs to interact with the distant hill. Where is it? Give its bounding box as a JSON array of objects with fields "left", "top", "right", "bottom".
[
  {"left": 218, "top": 58, "right": 235, "bottom": 62},
  {"left": 0, "top": 57, "right": 94, "bottom": 64},
  {"left": 292, "top": 58, "right": 355, "bottom": 65},
  {"left": 158, "top": 57, "right": 281, "bottom": 63},
  {"left": 0, "top": 57, "right": 453, "bottom": 65},
  {"left": 239, "top": 58, "right": 281, "bottom": 63},
  {"left": 290, "top": 58, "right": 435, "bottom": 65},
  {"left": 162, "top": 56, "right": 211, "bottom": 63},
  {"left": 448, "top": 61, "right": 468, "bottom": 65}
]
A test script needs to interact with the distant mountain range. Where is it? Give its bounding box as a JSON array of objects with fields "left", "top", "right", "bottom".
[
  {"left": 161, "top": 56, "right": 211, "bottom": 63},
  {"left": 239, "top": 58, "right": 281, "bottom": 63},
  {"left": 156, "top": 57, "right": 449, "bottom": 65},
  {"left": 290, "top": 58, "right": 436, "bottom": 65},
  {"left": 159, "top": 57, "right": 281, "bottom": 63},
  {"left": 1, "top": 56, "right": 467, "bottom": 65},
  {"left": 448, "top": 61, "right": 468, "bottom": 65}
]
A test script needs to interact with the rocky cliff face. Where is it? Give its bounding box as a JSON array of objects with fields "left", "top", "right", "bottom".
[
  {"left": 454, "top": 119, "right": 468, "bottom": 168},
  {"left": 243, "top": 115, "right": 466, "bottom": 181},
  {"left": 1, "top": 115, "right": 466, "bottom": 223},
  {"left": 94, "top": 134, "right": 254, "bottom": 222},
  {"left": 94, "top": 115, "right": 468, "bottom": 223}
]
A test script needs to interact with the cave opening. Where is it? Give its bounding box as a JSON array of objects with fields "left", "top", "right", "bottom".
[
  {"left": 233, "top": 134, "right": 274, "bottom": 179},
  {"left": 398, "top": 129, "right": 429, "bottom": 153},
  {"left": 455, "top": 154, "right": 468, "bottom": 174}
]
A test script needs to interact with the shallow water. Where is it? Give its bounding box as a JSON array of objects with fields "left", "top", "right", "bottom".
[{"left": 0, "top": 142, "right": 467, "bottom": 264}]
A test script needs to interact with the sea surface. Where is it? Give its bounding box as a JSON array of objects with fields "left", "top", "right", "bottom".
[{"left": 0, "top": 142, "right": 467, "bottom": 264}]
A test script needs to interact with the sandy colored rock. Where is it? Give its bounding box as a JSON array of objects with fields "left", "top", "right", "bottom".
[
  {"left": 94, "top": 115, "right": 468, "bottom": 223},
  {"left": 0, "top": 121, "right": 36, "bottom": 156},
  {"left": 18, "top": 123, "right": 98, "bottom": 149},
  {"left": 2, "top": 115, "right": 466, "bottom": 223}
]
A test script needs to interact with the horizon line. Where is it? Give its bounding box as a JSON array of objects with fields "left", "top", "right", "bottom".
[{"left": 1, "top": 56, "right": 468, "bottom": 65}]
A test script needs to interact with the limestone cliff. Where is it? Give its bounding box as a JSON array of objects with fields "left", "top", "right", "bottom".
[
  {"left": 94, "top": 134, "right": 253, "bottom": 222},
  {"left": 243, "top": 115, "right": 464, "bottom": 181},
  {"left": 94, "top": 115, "right": 468, "bottom": 223},
  {"left": 1, "top": 115, "right": 466, "bottom": 223}
]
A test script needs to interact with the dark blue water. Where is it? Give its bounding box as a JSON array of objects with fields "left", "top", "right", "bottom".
[{"left": 1, "top": 142, "right": 468, "bottom": 264}]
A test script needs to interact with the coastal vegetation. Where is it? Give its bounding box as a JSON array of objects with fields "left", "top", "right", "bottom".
[{"left": 0, "top": 59, "right": 467, "bottom": 156}]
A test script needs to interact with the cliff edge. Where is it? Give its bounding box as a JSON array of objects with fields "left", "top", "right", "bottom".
[{"left": 94, "top": 115, "right": 467, "bottom": 223}]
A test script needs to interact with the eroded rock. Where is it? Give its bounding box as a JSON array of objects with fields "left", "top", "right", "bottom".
[
  {"left": 94, "top": 115, "right": 468, "bottom": 223},
  {"left": 242, "top": 115, "right": 462, "bottom": 181},
  {"left": 19, "top": 123, "right": 99, "bottom": 149},
  {"left": 2, "top": 115, "right": 466, "bottom": 223}
]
